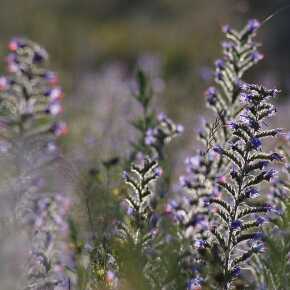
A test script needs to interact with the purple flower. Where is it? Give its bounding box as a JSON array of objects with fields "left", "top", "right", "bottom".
[
  {"left": 179, "top": 176, "right": 192, "bottom": 188},
  {"left": 50, "top": 122, "right": 68, "bottom": 137},
  {"left": 205, "top": 86, "right": 218, "bottom": 105},
  {"left": 222, "top": 41, "right": 234, "bottom": 50},
  {"left": 122, "top": 171, "right": 129, "bottom": 180},
  {"left": 247, "top": 19, "right": 261, "bottom": 33},
  {"left": 270, "top": 152, "right": 283, "bottom": 161},
  {"left": 240, "top": 92, "right": 254, "bottom": 103},
  {"left": 215, "top": 71, "right": 223, "bottom": 81},
  {"left": 213, "top": 145, "right": 223, "bottom": 154},
  {"left": 231, "top": 219, "right": 242, "bottom": 230},
  {"left": 215, "top": 59, "right": 225, "bottom": 69},
  {"left": 194, "top": 239, "right": 207, "bottom": 249},
  {"left": 258, "top": 161, "right": 269, "bottom": 170},
  {"left": 251, "top": 51, "right": 264, "bottom": 62},
  {"left": 263, "top": 169, "right": 277, "bottom": 181},
  {"left": 231, "top": 266, "right": 241, "bottom": 277},
  {"left": 44, "top": 71, "right": 59, "bottom": 85},
  {"left": 229, "top": 121, "right": 238, "bottom": 130},
  {"left": 176, "top": 124, "right": 184, "bottom": 133},
  {"left": 252, "top": 241, "right": 265, "bottom": 253},
  {"left": 44, "top": 87, "right": 64, "bottom": 101},
  {"left": 230, "top": 167, "right": 239, "bottom": 179},
  {"left": 250, "top": 137, "right": 262, "bottom": 149},
  {"left": 222, "top": 24, "right": 232, "bottom": 33},
  {"left": 246, "top": 187, "right": 260, "bottom": 198},
  {"left": 187, "top": 277, "right": 202, "bottom": 290}
]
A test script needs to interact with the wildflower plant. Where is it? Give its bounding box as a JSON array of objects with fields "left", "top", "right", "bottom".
[
  {"left": 0, "top": 38, "right": 71, "bottom": 290},
  {"left": 174, "top": 19, "right": 264, "bottom": 288},
  {"left": 113, "top": 157, "right": 162, "bottom": 290},
  {"left": 179, "top": 19, "right": 263, "bottom": 237},
  {"left": 208, "top": 83, "right": 283, "bottom": 289}
]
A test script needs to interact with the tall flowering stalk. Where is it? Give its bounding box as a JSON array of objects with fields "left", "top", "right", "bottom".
[
  {"left": 172, "top": 20, "right": 264, "bottom": 289},
  {"left": 0, "top": 38, "right": 71, "bottom": 290},
  {"left": 179, "top": 19, "right": 263, "bottom": 238},
  {"left": 114, "top": 157, "right": 162, "bottom": 289},
  {"left": 209, "top": 83, "right": 283, "bottom": 289},
  {"left": 130, "top": 69, "right": 182, "bottom": 162},
  {"left": 252, "top": 136, "right": 290, "bottom": 289}
]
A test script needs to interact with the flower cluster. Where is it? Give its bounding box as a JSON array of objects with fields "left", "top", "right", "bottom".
[
  {"left": 0, "top": 39, "right": 72, "bottom": 289},
  {"left": 0, "top": 38, "right": 67, "bottom": 140},
  {"left": 145, "top": 112, "right": 183, "bottom": 160},
  {"left": 25, "top": 192, "right": 73, "bottom": 290}
]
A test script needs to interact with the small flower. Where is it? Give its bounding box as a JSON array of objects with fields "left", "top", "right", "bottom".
[
  {"left": 185, "top": 156, "right": 200, "bottom": 170},
  {"left": 8, "top": 38, "right": 24, "bottom": 51},
  {"left": 0, "top": 76, "right": 9, "bottom": 91},
  {"left": 252, "top": 241, "right": 266, "bottom": 253},
  {"left": 179, "top": 175, "right": 192, "bottom": 188},
  {"left": 251, "top": 51, "right": 264, "bottom": 62},
  {"left": 222, "top": 24, "right": 231, "bottom": 33},
  {"left": 164, "top": 200, "right": 178, "bottom": 214},
  {"left": 154, "top": 166, "right": 163, "bottom": 177},
  {"left": 231, "top": 266, "right": 241, "bottom": 277},
  {"left": 205, "top": 86, "right": 218, "bottom": 106},
  {"left": 194, "top": 239, "right": 207, "bottom": 249},
  {"left": 231, "top": 219, "right": 242, "bottom": 230},
  {"left": 270, "top": 152, "right": 283, "bottom": 161},
  {"left": 45, "top": 87, "right": 64, "bottom": 101},
  {"left": 222, "top": 41, "right": 234, "bottom": 49},
  {"left": 157, "top": 112, "right": 166, "bottom": 122},
  {"left": 247, "top": 19, "right": 261, "bottom": 33},
  {"left": 46, "top": 101, "right": 63, "bottom": 116},
  {"left": 145, "top": 128, "right": 155, "bottom": 145},
  {"left": 33, "top": 49, "right": 48, "bottom": 64},
  {"left": 213, "top": 145, "right": 223, "bottom": 154},
  {"left": 176, "top": 124, "right": 184, "bottom": 133},
  {"left": 188, "top": 277, "right": 202, "bottom": 290},
  {"left": 246, "top": 187, "right": 260, "bottom": 198},
  {"left": 263, "top": 169, "right": 277, "bottom": 181},
  {"left": 106, "top": 270, "right": 116, "bottom": 284},
  {"left": 51, "top": 122, "right": 68, "bottom": 137},
  {"left": 228, "top": 122, "right": 238, "bottom": 130},
  {"left": 215, "top": 59, "right": 225, "bottom": 69},
  {"left": 45, "top": 71, "right": 59, "bottom": 85},
  {"left": 253, "top": 215, "right": 268, "bottom": 225},
  {"left": 122, "top": 171, "right": 129, "bottom": 180},
  {"left": 250, "top": 137, "right": 262, "bottom": 150},
  {"left": 215, "top": 71, "right": 223, "bottom": 81}
]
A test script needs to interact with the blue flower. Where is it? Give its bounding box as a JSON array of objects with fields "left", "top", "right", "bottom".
[
  {"left": 231, "top": 266, "right": 241, "bottom": 277},
  {"left": 222, "top": 24, "right": 231, "bottom": 33},
  {"left": 205, "top": 86, "right": 218, "bottom": 106},
  {"left": 213, "top": 145, "right": 223, "bottom": 154},
  {"left": 246, "top": 187, "right": 260, "bottom": 198},
  {"left": 250, "top": 137, "right": 262, "bottom": 149},
  {"left": 215, "top": 59, "right": 225, "bottom": 70},
  {"left": 246, "top": 19, "right": 261, "bottom": 33},
  {"left": 251, "top": 51, "right": 264, "bottom": 62},
  {"left": 231, "top": 219, "right": 242, "bottom": 230},
  {"left": 263, "top": 169, "right": 277, "bottom": 181},
  {"left": 252, "top": 241, "right": 265, "bottom": 253},
  {"left": 254, "top": 215, "right": 268, "bottom": 225},
  {"left": 270, "top": 152, "right": 283, "bottom": 161}
]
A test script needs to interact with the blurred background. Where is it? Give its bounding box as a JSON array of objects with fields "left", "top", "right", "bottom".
[{"left": 0, "top": 0, "right": 290, "bottom": 176}]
